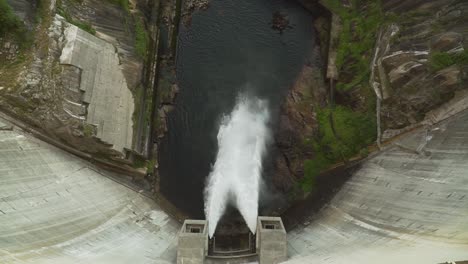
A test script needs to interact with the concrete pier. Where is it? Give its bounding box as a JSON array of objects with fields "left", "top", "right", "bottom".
[
  {"left": 177, "top": 220, "right": 208, "bottom": 264},
  {"left": 257, "top": 217, "right": 287, "bottom": 264}
]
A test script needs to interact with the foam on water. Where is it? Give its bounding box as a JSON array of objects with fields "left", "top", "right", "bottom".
[{"left": 204, "top": 95, "right": 270, "bottom": 238}]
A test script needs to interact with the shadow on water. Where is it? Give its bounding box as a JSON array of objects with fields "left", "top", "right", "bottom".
[
  {"left": 281, "top": 164, "right": 360, "bottom": 231},
  {"left": 158, "top": 0, "right": 315, "bottom": 218}
]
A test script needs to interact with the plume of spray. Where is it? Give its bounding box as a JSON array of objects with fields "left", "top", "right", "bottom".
[{"left": 204, "top": 95, "right": 270, "bottom": 238}]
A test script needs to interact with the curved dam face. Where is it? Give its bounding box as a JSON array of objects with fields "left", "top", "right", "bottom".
[
  {"left": 286, "top": 109, "right": 468, "bottom": 263},
  {"left": 0, "top": 118, "right": 179, "bottom": 264},
  {"left": 1, "top": 108, "right": 467, "bottom": 264}
]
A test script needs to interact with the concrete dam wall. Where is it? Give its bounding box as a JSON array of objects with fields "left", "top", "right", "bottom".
[
  {"left": 286, "top": 109, "right": 468, "bottom": 263},
  {"left": 2, "top": 108, "right": 468, "bottom": 263},
  {"left": 1, "top": 0, "right": 467, "bottom": 263},
  {"left": 0, "top": 117, "right": 178, "bottom": 264}
]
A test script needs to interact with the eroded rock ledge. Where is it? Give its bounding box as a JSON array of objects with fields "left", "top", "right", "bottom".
[{"left": 0, "top": 3, "right": 139, "bottom": 168}]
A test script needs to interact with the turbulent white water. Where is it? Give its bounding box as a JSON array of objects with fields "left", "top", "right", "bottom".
[{"left": 204, "top": 96, "right": 270, "bottom": 238}]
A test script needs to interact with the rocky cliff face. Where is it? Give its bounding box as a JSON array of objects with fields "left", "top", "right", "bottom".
[
  {"left": 58, "top": 0, "right": 144, "bottom": 89},
  {"left": 2, "top": 0, "right": 467, "bottom": 203},
  {"left": 273, "top": 0, "right": 468, "bottom": 197},
  {"left": 0, "top": 0, "right": 145, "bottom": 166},
  {"left": 272, "top": 2, "right": 330, "bottom": 194},
  {"left": 378, "top": 0, "right": 468, "bottom": 132},
  {"left": 274, "top": 62, "right": 327, "bottom": 193}
]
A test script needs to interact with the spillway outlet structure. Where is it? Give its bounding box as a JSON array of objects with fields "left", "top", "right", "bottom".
[
  {"left": 176, "top": 217, "right": 287, "bottom": 264},
  {"left": 256, "top": 216, "right": 288, "bottom": 264},
  {"left": 177, "top": 220, "right": 209, "bottom": 264}
]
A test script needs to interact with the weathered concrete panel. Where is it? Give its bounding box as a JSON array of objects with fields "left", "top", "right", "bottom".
[
  {"left": 285, "top": 110, "right": 468, "bottom": 264},
  {"left": 2, "top": 99, "right": 468, "bottom": 264},
  {"left": 59, "top": 18, "right": 134, "bottom": 154},
  {"left": 0, "top": 118, "right": 178, "bottom": 264}
]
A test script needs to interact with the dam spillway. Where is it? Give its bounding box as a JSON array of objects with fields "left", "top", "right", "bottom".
[
  {"left": 1, "top": 108, "right": 468, "bottom": 263},
  {"left": 1, "top": 0, "right": 468, "bottom": 263}
]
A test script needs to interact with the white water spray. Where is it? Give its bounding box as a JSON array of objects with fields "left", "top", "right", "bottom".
[{"left": 204, "top": 96, "right": 270, "bottom": 238}]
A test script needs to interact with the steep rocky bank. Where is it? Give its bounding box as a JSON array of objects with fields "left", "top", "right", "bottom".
[
  {"left": 1, "top": 0, "right": 467, "bottom": 217},
  {"left": 0, "top": 0, "right": 148, "bottom": 175},
  {"left": 0, "top": 0, "right": 186, "bottom": 197},
  {"left": 272, "top": 0, "right": 331, "bottom": 196},
  {"left": 273, "top": 0, "right": 468, "bottom": 201},
  {"left": 378, "top": 0, "right": 468, "bottom": 132},
  {"left": 274, "top": 62, "right": 327, "bottom": 192}
]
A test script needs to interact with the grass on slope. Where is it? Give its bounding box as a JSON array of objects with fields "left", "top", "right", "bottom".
[
  {"left": 0, "top": 0, "right": 31, "bottom": 46},
  {"left": 299, "top": 0, "right": 383, "bottom": 193},
  {"left": 135, "top": 18, "right": 149, "bottom": 60},
  {"left": 430, "top": 50, "right": 468, "bottom": 71},
  {"left": 322, "top": 0, "right": 385, "bottom": 91},
  {"left": 300, "top": 106, "right": 376, "bottom": 192}
]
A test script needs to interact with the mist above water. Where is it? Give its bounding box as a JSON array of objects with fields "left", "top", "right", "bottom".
[{"left": 204, "top": 95, "right": 270, "bottom": 238}]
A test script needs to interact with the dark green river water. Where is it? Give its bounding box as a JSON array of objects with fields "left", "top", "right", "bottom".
[{"left": 159, "top": 0, "right": 315, "bottom": 217}]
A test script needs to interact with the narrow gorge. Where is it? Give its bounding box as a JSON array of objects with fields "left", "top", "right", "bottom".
[{"left": 0, "top": 0, "right": 467, "bottom": 263}]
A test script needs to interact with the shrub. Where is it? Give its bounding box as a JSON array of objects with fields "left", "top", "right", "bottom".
[
  {"left": 322, "top": 0, "right": 385, "bottom": 91},
  {"left": 316, "top": 106, "right": 376, "bottom": 161},
  {"left": 301, "top": 153, "right": 331, "bottom": 193},
  {"left": 359, "top": 147, "right": 369, "bottom": 157},
  {"left": 0, "top": 0, "right": 31, "bottom": 46},
  {"left": 430, "top": 50, "right": 468, "bottom": 71},
  {"left": 0, "top": 0, "right": 22, "bottom": 36},
  {"left": 299, "top": 106, "right": 376, "bottom": 192},
  {"left": 146, "top": 159, "right": 156, "bottom": 174},
  {"left": 135, "top": 19, "right": 149, "bottom": 60}
]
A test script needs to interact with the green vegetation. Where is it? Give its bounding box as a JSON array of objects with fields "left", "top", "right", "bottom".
[
  {"left": 0, "top": 0, "right": 51, "bottom": 91},
  {"left": 146, "top": 159, "right": 156, "bottom": 174},
  {"left": 35, "top": 0, "right": 51, "bottom": 24},
  {"left": 132, "top": 154, "right": 147, "bottom": 168},
  {"left": 133, "top": 83, "right": 154, "bottom": 126},
  {"left": 359, "top": 147, "right": 369, "bottom": 157},
  {"left": 132, "top": 85, "right": 144, "bottom": 124},
  {"left": 322, "top": 0, "right": 385, "bottom": 91},
  {"left": 82, "top": 124, "right": 95, "bottom": 137},
  {"left": 300, "top": 106, "right": 376, "bottom": 192},
  {"left": 0, "top": 0, "right": 31, "bottom": 47},
  {"left": 300, "top": 153, "right": 330, "bottom": 192},
  {"left": 316, "top": 107, "right": 376, "bottom": 161},
  {"left": 56, "top": 1, "right": 96, "bottom": 35},
  {"left": 297, "top": 1, "right": 384, "bottom": 193},
  {"left": 430, "top": 50, "right": 468, "bottom": 71},
  {"left": 144, "top": 88, "right": 154, "bottom": 124},
  {"left": 135, "top": 19, "right": 149, "bottom": 60},
  {"left": 0, "top": 0, "right": 22, "bottom": 35},
  {"left": 131, "top": 154, "right": 156, "bottom": 174}
]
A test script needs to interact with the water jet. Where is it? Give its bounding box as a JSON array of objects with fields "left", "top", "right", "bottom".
[{"left": 204, "top": 96, "right": 270, "bottom": 237}]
